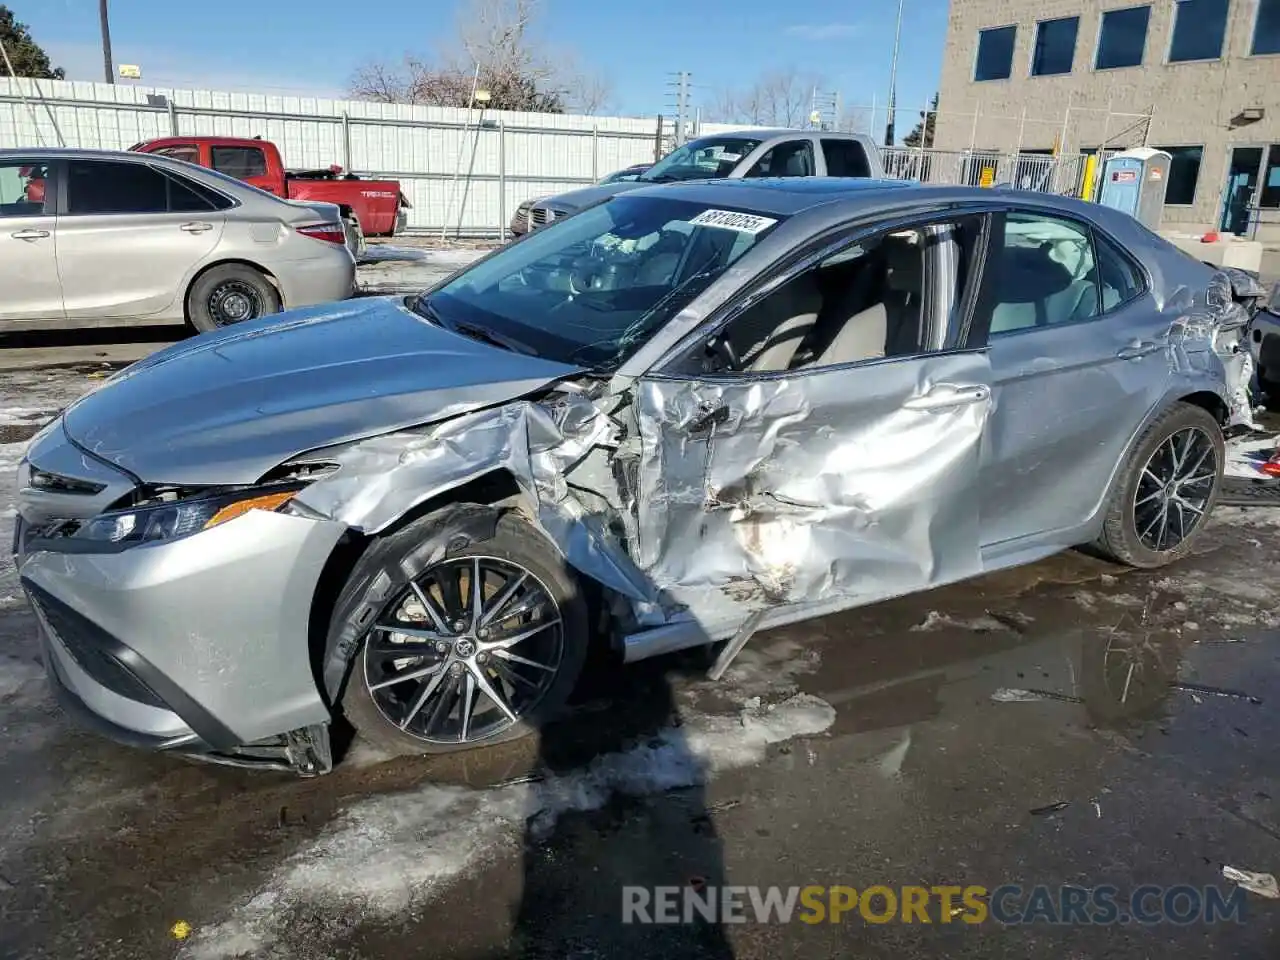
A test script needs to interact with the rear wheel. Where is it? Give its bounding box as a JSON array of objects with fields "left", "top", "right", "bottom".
[
  {"left": 1093, "top": 402, "right": 1224, "bottom": 568},
  {"left": 338, "top": 511, "right": 588, "bottom": 757},
  {"left": 187, "top": 264, "right": 280, "bottom": 333}
]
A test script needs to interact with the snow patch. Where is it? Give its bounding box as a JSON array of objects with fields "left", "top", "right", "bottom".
[
  {"left": 0, "top": 407, "right": 56, "bottom": 426},
  {"left": 714, "top": 637, "right": 821, "bottom": 698},
  {"left": 910, "top": 610, "right": 1016, "bottom": 633},
  {"left": 1213, "top": 507, "right": 1280, "bottom": 529},
  {"left": 0, "top": 441, "right": 31, "bottom": 472},
  {"left": 184, "top": 694, "right": 836, "bottom": 959}
]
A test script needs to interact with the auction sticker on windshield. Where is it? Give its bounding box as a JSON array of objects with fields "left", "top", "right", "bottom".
[{"left": 688, "top": 209, "right": 778, "bottom": 234}]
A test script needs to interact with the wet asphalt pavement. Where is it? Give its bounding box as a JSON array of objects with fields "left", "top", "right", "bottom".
[{"left": 2, "top": 367, "right": 1280, "bottom": 958}]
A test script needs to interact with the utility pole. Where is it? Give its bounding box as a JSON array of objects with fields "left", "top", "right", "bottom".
[
  {"left": 665, "top": 71, "right": 692, "bottom": 147},
  {"left": 100, "top": 0, "right": 115, "bottom": 84},
  {"left": 885, "top": 0, "right": 904, "bottom": 146}
]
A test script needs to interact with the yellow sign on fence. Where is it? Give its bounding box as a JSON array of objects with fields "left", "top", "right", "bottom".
[{"left": 979, "top": 166, "right": 995, "bottom": 188}]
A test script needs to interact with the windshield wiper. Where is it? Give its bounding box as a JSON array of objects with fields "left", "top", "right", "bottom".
[
  {"left": 409, "top": 294, "right": 442, "bottom": 325},
  {"left": 412, "top": 296, "right": 538, "bottom": 357},
  {"left": 450, "top": 321, "right": 539, "bottom": 357}
]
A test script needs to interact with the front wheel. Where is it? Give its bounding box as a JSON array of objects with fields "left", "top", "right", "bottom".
[
  {"left": 1093, "top": 402, "right": 1225, "bottom": 568},
  {"left": 338, "top": 511, "right": 588, "bottom": 757},
  {"left": 187, "top": 264, "right": 280, "bottom": 333}
]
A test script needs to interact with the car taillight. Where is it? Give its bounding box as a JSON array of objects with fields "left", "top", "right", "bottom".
[{"left": 296, "top": 222, "right": 346, "bottom": 245}]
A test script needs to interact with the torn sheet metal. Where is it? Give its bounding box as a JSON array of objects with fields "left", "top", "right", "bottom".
[
  {"left": 633, "top": 352, "right": 990, "bottom": 628},
  {"left": 294, "top": 389, "right": 661, "bottom": 607}
]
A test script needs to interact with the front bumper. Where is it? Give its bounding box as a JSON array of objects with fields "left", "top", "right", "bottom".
[{"left": 17, "top": 478, "right": 349, "bottom": 772}]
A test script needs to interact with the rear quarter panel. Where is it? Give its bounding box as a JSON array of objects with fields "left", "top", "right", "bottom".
[{"left": 285, "top": 180, "right": 400, "bottom": 234}]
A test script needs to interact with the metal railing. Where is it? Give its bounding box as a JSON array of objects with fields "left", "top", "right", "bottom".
[{"left": 881, "top": 146, "right": 1090, "bottom": 197}]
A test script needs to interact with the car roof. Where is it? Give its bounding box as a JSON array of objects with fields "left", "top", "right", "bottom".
[
  {"left": 619, "top": 177, "right": 1143, "bottom": 229},
  {"left": 691, "top": 128, "right": 869, "bottom": 142},
  {"left": 621, "top": 177, "right": 919, "bottom": 216},
  {"left": 135, "top": 136, "right": 267, "bottom": 149},
  {"left": 0, "top": 146, "right": 173, "bottom": 162}
]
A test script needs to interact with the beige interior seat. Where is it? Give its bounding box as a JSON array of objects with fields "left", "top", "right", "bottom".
[
  {"left": 815, "top": 238, "right": 921, "bottom": 366},
  {"left": 741, "top": 274, "right": 823, "bottom": 371}
]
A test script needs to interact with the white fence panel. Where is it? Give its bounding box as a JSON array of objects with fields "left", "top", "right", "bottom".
[{"left": 0, "top": 77, "right": 668, "bottom": 235}]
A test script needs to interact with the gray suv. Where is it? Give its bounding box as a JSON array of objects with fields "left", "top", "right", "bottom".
[{"left": 523, "top": 129, "right": 883, "bottom": 230}]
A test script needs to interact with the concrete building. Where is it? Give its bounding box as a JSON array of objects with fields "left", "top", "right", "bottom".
[{"left": 934, "top": 0, "right": 1280, "bottom": 239}]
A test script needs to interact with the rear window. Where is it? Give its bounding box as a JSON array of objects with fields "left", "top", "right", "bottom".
[
  {"left": 822, "top": 139, "right": 871, "bottom": 177},
  {"left": 211, "top": 146, "right": 268, "bottom": 179},
  {"left": 65, "top": 160, "right": 232, "bottom": 214}
]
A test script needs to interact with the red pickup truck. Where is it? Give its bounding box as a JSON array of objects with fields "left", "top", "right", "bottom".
[{"left": 130, "top": 136, "right": 409, "bottom": 242}]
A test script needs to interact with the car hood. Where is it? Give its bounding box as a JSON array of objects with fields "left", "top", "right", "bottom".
[
  {"left": 544, "top": 179, "right": 644, "bottom": 212},
  {"left": 61, "top": 297, "right": 584, "bottom": 486}
]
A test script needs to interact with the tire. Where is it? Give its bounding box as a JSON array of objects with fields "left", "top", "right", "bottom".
[
  {"left": 1259, "top": 376, "right": 1280, "bottom": 404},
  {"left": 338, "top": 510, "right": 589, "bottom": 758},
  {"left": 187, "top": 264, "right": 281, "bottom": 333},
  {"left": 1093, "top": 402, "right": 1225, "bottom": 569}
]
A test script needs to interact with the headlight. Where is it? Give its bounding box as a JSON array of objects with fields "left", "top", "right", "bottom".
[{"left": 75, "top": 488, "right": 298, "bottom": 546}]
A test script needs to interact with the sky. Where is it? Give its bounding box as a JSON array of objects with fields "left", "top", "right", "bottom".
[{"left": 14, "top": 0, "right": 949, "bottom": 127}]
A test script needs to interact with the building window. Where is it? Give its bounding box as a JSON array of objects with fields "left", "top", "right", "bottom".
[
  {"left": 1096, "top": 5, "right": 1151, "bottom": 68},
  {"left": 1156, "top": 146, "right": 1204, "bottom": 204},
  {"left": 1169, "top": 0, "right": 1230, "bottom": 62},
  {"left": 1254, "top": 0, "right": 1280, "bottom": 55},
  {"left": 1031, "top": 17, "right": 1080, "bottom": 75},
  {"left": 1261, "top": 145, "right": 1280, "bottom": 209},
  {"left": 975, "top": 25, "right": 1017, "bottom": 81}
]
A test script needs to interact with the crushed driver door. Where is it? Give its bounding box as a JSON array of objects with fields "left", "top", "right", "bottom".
[{"left": 632, "top": 350, "right": 993, "bottom": 628}]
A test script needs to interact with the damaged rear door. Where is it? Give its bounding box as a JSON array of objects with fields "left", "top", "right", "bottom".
[
  {"left": 973, "top": 208, "right": 1178, "bottom": 551},
  {"left": 630, "top": 212, "right": 995, "bottom": 630}
]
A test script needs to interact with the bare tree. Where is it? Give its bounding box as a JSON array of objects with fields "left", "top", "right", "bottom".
[
  {"left": 710, "top": 67, "right": 822, "bottom": 127},
  {"left": 558, "top": 55, "right": 614, "bottom": 115},
  {"left": 349, "top": 0, "right": 611, "bottom": 114},
  {"left": 349, "top": 59, "right": 415, "bottom": 103}
]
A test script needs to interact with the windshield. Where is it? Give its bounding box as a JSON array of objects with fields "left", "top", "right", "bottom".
[
  {"left": 421, "top": 195, "right": 785, "bottom": 369},
  {"left": 640, "top": 136, "right": 765, "bottom": 183}
]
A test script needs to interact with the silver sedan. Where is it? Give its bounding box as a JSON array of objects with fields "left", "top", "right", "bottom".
[
  {"left": 15, "top": 178, "right": 1247, "bottom": 776},
  {"left": 0, "top": 148, "right": 355, "bottom": 333}
]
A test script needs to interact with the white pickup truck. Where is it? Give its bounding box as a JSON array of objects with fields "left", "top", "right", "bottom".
[{"left": 520, "top": 129, "right": 886, "bottom": 233}]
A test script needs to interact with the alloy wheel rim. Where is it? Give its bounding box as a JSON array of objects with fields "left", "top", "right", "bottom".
[
  {"left": 1132, "top": 426, "right": 1217, "bottom": 552},
  {"left": 208, "top": 280, "right": 262, "bottom": 326},
  {"left": 363, "top": 556, "right": 564, "bottom": 744}
]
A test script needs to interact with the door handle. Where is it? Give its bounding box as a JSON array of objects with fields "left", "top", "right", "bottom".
[
  {"left": 10, "top": 229, "right": 49, "bottom": 240},
  {"left": 180, "top": 221, "right": 213, "bottom": 233},
  {"left": 688, "top": 403, "right": 731, "bottom": 436},
  {"left": 1116, "top": 339, "right": 1163, "bottom": 360},
  {"left": 903, "top": 383, "right": 991, "bottom": 411}
]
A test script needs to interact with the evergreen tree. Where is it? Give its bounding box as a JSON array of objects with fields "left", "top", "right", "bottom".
[
  {"left": 0, "top": 6, "right": 65, "bottom": 79},
  {"left": 903, "top": 93, "right": 939, "bottom": 149}
]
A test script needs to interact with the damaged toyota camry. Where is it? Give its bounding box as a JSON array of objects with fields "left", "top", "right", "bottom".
[{"left": 15, "top": 178, "right": 1248, "bottom": 775}]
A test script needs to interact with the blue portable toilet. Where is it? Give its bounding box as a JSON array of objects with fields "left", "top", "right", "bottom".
[{"left": 1097, "top": 147, "right": 1172, "bottom": 231}]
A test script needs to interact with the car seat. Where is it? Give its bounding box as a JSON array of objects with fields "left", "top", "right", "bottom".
[
  {"left": 989, "top": 244, "right": 1097, "bottom": 334},
  {"left": 815, "top": 237, "right": 922, "bottom": 365}
]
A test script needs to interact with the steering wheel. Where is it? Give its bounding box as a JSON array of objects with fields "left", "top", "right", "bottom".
[
  {"left": 569, "top": 260, "right": 607, "bottom": 297},
  {"left": 708, "top": 335, "right": 741, "bottom": 372}
]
